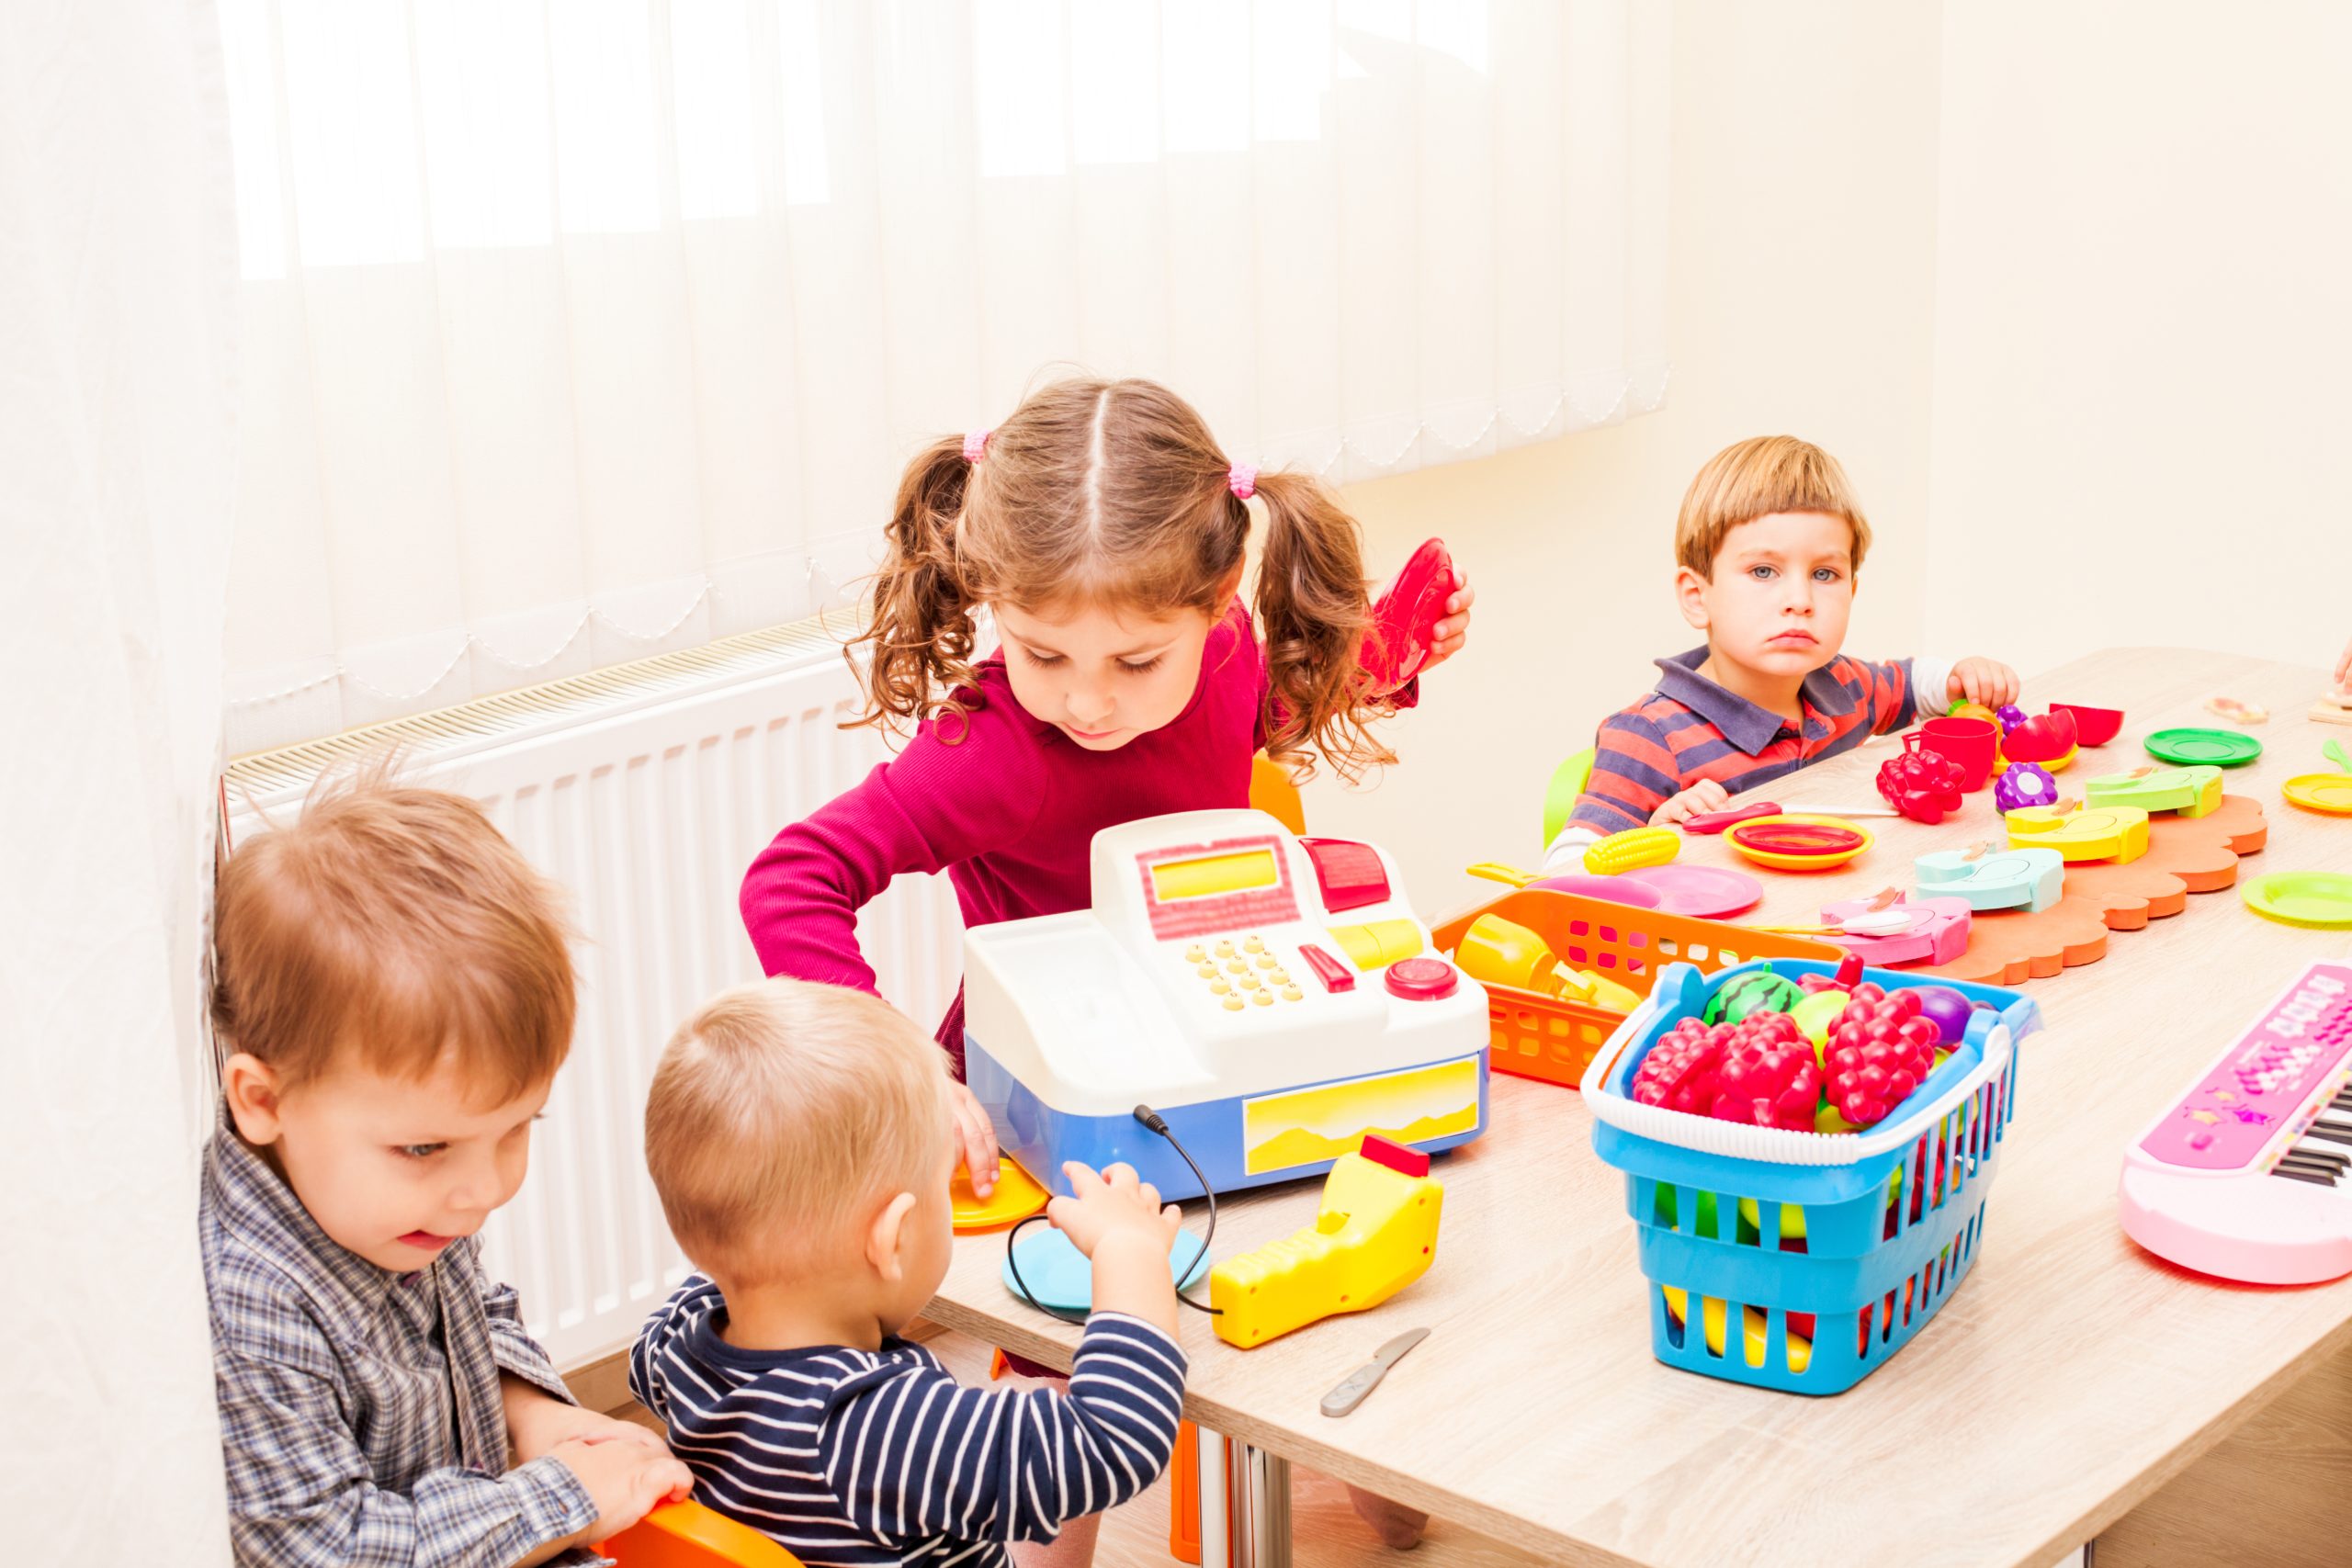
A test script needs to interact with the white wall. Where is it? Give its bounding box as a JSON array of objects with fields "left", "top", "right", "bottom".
[
  {"left": 1307, "top": 0, "right": 1947, "bottom": 912},
  {"left": 1924, "top": 2, "right": 2352, "bottom": 675}
]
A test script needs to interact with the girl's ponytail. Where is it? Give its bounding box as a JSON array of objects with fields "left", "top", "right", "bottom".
[
  {"left": 1250, "top": 469, "right": 1399, "bottom": 784},
  {"left": 845, "top": 434, "right": 978, "bottom": 733}
]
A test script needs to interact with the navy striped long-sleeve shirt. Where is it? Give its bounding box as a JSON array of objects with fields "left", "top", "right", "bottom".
[{"left": 628, "top": 1277, "right": 1188, "bottom": 1566}]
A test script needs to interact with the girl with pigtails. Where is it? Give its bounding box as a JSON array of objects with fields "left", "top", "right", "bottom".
[{"left": 739, "top": 376, "right": 1469, "bottom": 1557}]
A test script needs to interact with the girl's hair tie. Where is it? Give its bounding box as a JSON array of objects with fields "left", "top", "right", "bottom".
[
  {"left": 962, "top": 429, "right": 990, "bottom": 464},
  {"left": 1227, "top": 463, "right": 1258, "bottom": 501}
]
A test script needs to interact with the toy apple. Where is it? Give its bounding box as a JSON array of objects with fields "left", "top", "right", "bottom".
[{"left": 2000, "top": 707, "right": 2079, "bottom": 765}]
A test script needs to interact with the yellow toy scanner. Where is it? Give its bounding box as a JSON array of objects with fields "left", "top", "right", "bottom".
[
  {"left": 1210, "top": 1134, "right": 1442, "bottom": 1347},
  {"left": 964, "top": 808, "right": 1489, "bottom": 1202}
]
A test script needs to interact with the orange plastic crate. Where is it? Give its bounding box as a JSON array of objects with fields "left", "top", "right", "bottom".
[{"left": 1430, "top": 888, "right": 1840, "bottom": 1089}]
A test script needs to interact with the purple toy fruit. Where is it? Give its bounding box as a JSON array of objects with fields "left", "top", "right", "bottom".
[
  {"left": 1910, "top": 986, "right": 1975, "bottom": 1046},
  {"left": 1993, "top": 761, "right": 2058, "bottom": 813},
  {"left": 1995, "top": 704, "right": 2028, "bottom": 733}
]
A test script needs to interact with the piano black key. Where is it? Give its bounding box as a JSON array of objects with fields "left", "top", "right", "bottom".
[
  {"left": 2271, "top": 1168, "right": 2340, "bottom": 1187},
  {"left": 2301, "top": 1126, "right": 2352, "bottom": 1147},
  {"left": 2285, "top": 1146, "right": 2350, "bottom": 1172}
]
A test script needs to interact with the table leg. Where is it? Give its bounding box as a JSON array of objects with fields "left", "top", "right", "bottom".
[{"left": 1222, "top": 1435, "right": 1293, "bottom": 1568}]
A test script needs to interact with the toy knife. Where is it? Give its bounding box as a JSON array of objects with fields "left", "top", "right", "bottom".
[
  {"left": 1320, "top": 1327, "right": 1430, "bottom": 1416},
  {"left": 1682, "top": 801, "right": 1901, "bottom": 834}
]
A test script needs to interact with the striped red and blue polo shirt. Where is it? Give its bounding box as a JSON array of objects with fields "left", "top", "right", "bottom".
[{"left": 1569, "top": 648, "right": 1927, "bottom": 836}]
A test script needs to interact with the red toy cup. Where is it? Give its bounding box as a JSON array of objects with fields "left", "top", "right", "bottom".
[
  {"left": 2050, "top": 703, "right": 2124, "bottom": 746},
  {"left": 1910, "top": 716, "right": 1999, "bottom": 791}
]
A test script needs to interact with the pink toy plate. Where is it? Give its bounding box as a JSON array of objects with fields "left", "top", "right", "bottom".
[{"left": 1618, "top": 864, "right": 1764, "bottom": 919}]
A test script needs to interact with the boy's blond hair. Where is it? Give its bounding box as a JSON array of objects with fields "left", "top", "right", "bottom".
[
  {"left": 209, "top": 762, "right": 577, "bottom": 1101},
  {"left": 645, "top": 979, "right": 952, "bottom": 1287},
  {"left": 1675, "top": 435, "right": 1873, "bottom": 578}
]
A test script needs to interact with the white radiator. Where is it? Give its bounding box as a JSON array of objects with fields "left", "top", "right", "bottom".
[{"left": 224, "top": 623, "right": 965, "bottom": 1368}]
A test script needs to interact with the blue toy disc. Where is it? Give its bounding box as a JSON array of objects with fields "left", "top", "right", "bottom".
[{"left": 1001, "top": 1226, "right": 1212, "bottom": 1313}]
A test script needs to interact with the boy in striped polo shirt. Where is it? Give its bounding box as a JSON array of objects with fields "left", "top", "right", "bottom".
[
  {"left": 631, "top": 979, "right": 1188, "bottom": 1568},
  {"left": 1544, "top": 435, "right": 2019, "bottom": 868}
]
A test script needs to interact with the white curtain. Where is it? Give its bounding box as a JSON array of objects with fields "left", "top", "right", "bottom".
[
  {"left": 220, "top": 0, "right": 1669, "bottom": 755},
  {"left": 0, "top": 2, "right": 241, "bottom": 1563}
]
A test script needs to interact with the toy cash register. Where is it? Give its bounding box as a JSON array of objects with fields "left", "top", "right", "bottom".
[{"left": 965, "top": 809, "right": 1489, "bottom": 1201}]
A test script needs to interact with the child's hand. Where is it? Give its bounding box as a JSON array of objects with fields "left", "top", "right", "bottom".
[
  {"left": 947, "top": 1080, "right": 1001, "bottom": 1198},
  {"left": 551, "top": 1434, "right": 694, "bottom": 1542},
  {"left": 1046, "top": 1161, "right": 1182, "bottom": 1261},
  {"left": 1419, "top": 570, "right": 1475, "bottom": 674},
  {"left": 1946, "top": 657, "right": 2019, "bottom": 708},
  {"left": 1649, "top": 779, "right": 1731, "bottom": 828},
  {"left": 2334, "top": 635, "right": 2351, "bottom": 695}
]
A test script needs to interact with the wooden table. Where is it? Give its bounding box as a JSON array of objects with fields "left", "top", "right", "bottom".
[{"left": 924, "top": 649, "right": 2352, "bottom": 1568}]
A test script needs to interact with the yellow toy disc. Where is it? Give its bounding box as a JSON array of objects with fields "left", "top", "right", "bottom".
[
  {"left": 951, "top": 1158, "right": 1050, "bottom": 1234},
  {"left": 2283, "top": 773, "right": 2352, "bottom": 815}
]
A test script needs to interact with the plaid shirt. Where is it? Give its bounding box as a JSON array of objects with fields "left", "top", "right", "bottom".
[
  {"left": 200, "top": 1121, "right": 605, "bottom": 1567},
  {"left": 1569, "top": 648, "right": 1935, "bottom": 836}
]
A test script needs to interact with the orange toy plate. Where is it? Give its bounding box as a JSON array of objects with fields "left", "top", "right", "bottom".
[{"left": 1921, "top": 795, "right": 2267, "bottom": 986}]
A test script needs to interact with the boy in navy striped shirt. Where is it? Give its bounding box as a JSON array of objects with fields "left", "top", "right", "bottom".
[
  {"left": 632, "top": 978, "right": 1189, "bottom": 1568},
  {"left": 1544, "top": 435, "right": 2019, "bottom": 869}
]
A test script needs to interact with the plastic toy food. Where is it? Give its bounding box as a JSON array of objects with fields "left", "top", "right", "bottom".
[
  {"left": 1821, "top": 983, "right": 1939, "bottom": 1126},
  {"left": 2050, "top": 703, "right": 2124, "bottom": 746},
  {"left": 1874, "top": 748, "right": 1967, "bottom": 824},
  {"left": 1992, "top": 761, "right": 2058, "bottom": 813},
  {"left": 1907, "top": 986, "right": 1978, "bottom": 1047},
  {"left": 1797, "top": 954, "right": 1866, "bottom": 994},
  {"left": 1994, "top": 704, "right": 2027, "bottom": 732},
  {"left": 1708, "top": 1017, "right": 1825, "bottom": 1131},
  {"left": 1207, "top": 1135, "right": 1442, "bottom": 1348},
  {"left": 1703, "top": 969, "right": 1806, "bottom": 1024},
  {"left": 1585, "top": 825, "right": 1680, "bottom": 874},
  {"left": 1631, "top": 1012, "right": 1821, "bottom": 1130},
  {"left": 1999, "top": 708, "right": 2078, "bottom": 766},
  {"left": 1790, "top": 987, "right": 1852, "bottom": 1050}
]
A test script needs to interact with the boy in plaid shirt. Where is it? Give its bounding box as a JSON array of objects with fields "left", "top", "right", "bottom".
[
  {"left": 1544, "top": 435, "right": 2019, "bottom": 868},
  {"left": 202, "top": 771, "right": 691, "bottom": 1566}
]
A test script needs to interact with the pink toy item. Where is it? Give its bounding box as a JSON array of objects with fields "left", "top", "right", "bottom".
[
  {"left": 2118, "top": 960, "right": 2352, "bottom": 1283},
  {"left": 1814, "top": 894, "right": 1973, "bottom": 967},
  {"left": 1618, "top": 864, "right": 1764, "bottom": 919},
  {"left": 1366, "top": 537, "right": 1454, "bottom": 689}
]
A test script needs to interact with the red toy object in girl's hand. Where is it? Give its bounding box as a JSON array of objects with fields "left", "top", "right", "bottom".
[
  {"left": 1365, "top": 537, "right": 1456, "bottom": 689},
  {"left": 1874, "top": 749, "right": 1968, "bottom": 824},
  {"left": 1822, "top": 983, "right": 1939, "bottom": 1126}
]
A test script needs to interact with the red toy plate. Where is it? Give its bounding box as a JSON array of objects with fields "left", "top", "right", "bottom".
[
  {"left": 1728, "top": 820, "right": 1866, "bottom": 856},
  {"left": 1366, "top": 537, "right": 1454, "bottom": 689}
]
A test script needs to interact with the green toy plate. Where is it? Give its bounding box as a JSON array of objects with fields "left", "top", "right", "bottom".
[
  {"left": 2144, "top": 728, "right": 2263, "bottom": 767},
  {"left": 2241, "top": 871, "right": 2352, "bottom": 929}
]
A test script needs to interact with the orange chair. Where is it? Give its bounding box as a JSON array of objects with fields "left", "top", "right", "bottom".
[
  {"left": 1248, "top": 756, "right": 1306, "bottom": 834},
  {"left": 597, "top": 1500, "right": 803, "bottom": 1567}
]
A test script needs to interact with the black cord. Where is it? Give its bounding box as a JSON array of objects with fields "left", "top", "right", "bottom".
[{"left": 1001, "top": 1104, "right": 1223, "bottom": 1324}]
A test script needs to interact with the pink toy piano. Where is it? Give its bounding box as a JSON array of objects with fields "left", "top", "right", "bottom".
[{"left": 2118, "top": 960, "right": 2352, "bottom": 1283}]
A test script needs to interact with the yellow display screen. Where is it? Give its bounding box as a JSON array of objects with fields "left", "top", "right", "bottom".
[{"left": 1150, "top": 849, "right": 1280, "bottom": 903}]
